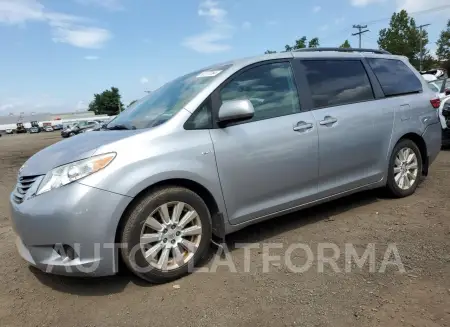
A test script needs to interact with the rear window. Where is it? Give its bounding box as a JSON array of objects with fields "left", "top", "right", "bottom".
[
  {"left": 367, "top": 58, "right": 422, "bottom": 97},
  {"left": 302, "top": 60, "right": 374, "bottom": 108}
]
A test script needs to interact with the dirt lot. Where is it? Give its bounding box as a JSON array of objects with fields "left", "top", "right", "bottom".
[{"left": 0, "top": 133, "right": 449, "bottom": 327}]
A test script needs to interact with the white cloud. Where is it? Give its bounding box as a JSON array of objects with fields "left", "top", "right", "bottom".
[
  {"left": 183, "top": 0, "right": 233, "bottom": 54},
  {"left": 53, "top": 26, "right": 111, "bottom": 48},
  {"left": 0, "top": 0, "right": 112, "bottom": 48},
  {"left": 0, "top": 95, "right": 66, "bottom": 114},
  {"left": 140, "top": 77, "right": 149, "bottom": 84},
  {"left": 350, "top": 0, "right": 385, "bottom": 6},
  {"left": 75, "top": 0, "right": 124, "bottom": 11},
  {"left": 335, "top": 17, "right": 345, "bottom": 24},
  {"left": 0, "top": 103, "right": 14, "bottom": 112},
  {"left": 396, "top": 0, "right": 450, "bottom": 13},
  {"left": 183, "top": 31, "right": 231, "bottom": 53},
  {"left": 84, "top": 55, "right": 100, "bottom": 60},
  {"left": 76, "top": 100, "right": 87, "bottom": 110},
  {"left": 313, "top": 6, "right": 321, "bottom": 13},
  {"left": 319, "top": 24, "right": 329, "bottom": 31},
  {"left": 198, "top": 0, "right": 227, "bottom": 23},
  {"left": 242, "top": 21, "right": 251, "bottom": 29}
]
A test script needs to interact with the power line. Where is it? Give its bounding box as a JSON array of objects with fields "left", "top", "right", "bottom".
[
  {"left": 352, "top": 25, "right": 369, "bottom": 48},
  {"left": 358, "top": 4, "right": 450, "bottom": 26}
]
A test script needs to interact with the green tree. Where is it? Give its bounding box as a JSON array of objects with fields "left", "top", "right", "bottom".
[
  {"left": 421, "top": 55, "right": 437, "bottom": 71},
  {"left": 88, "top": 87, "right": 124, "bottom": 116},
  {"left": 265, "top": 50, "right": 277, "bottom": 54},
  {"left": 436, "top": 19, "right": 450, "bottom": 61},
  {"left": 308, "top": 37, "right": 320, "bottom": 48},
  {"left": 294, "top": 36, "right": 308, "bottom": 49},
  {"left": 377, "top": 10, "right": 428, "bottom": 69},
  {"left": 339, "top": 40, "right": 351, "bottom": 48}
]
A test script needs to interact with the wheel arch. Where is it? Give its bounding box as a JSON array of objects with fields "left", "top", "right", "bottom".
[
  {"left": 115, "top": 178, "right": 225, "bottom": 246},
  {"left": 396, "top": 132, "right": 429, "bottom": 176}
]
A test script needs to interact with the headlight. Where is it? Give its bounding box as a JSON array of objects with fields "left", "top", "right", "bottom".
[{"left": 36, "top": 153, "right": 116, "bottom": 195}]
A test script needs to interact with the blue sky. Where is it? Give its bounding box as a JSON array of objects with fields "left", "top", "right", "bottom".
[{"left": 0, "top": 0, "right": 449, "bottom": 115}]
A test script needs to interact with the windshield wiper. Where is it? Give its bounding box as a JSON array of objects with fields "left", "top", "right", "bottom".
[{"left": 106, "top": 124, "right": 135, "bottom": 130}]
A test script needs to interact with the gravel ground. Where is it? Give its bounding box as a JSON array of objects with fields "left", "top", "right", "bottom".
[{"left": 0, "top": 133, "right": 449, "bottom": 327}]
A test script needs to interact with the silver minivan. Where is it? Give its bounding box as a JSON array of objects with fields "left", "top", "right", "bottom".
[{"left": 10, "top": 48, "right": 442, "bottom": 283}]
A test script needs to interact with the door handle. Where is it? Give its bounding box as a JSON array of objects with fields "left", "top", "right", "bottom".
[
  {"left": 319, "top": 116, "right": 338, "bottom": 126},
  {"left": 293, "top": 121, "right": 313, "bottom": 132}
]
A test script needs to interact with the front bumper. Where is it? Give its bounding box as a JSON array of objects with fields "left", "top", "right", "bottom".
[{"left": 10, "top": 182, "right": 133, "bottom": 277}]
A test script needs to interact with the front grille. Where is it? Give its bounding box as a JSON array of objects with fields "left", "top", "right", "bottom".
[{"left": 13, "top": 175, "right": 41, "bottom": 204}]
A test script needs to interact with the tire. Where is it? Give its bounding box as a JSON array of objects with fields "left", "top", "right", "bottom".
[
  {"left": 120, "top": 186, "right": 212, "bottom": 283},
  {"left": 386, "top": 139, "right": 422, "bottom": 198},
  {"left": 69, "top": 132, "right": 75, "bottom": 137}
]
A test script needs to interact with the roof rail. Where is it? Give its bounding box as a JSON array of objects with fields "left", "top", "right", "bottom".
[{"left": 293, "top": 47, "right": 391, "bottom": 55}]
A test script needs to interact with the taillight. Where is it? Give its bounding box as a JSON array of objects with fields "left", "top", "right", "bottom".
[{"left": 430, "top": 98, "right": 441, "bottom": 109}]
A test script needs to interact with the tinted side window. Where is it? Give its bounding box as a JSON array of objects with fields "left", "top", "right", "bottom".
[
  {"left": 367, "top": 58, "right": 422, "bottom": 97},
  {"left": 220, "top": 62, "right": 300, "bottom": 122},
  {"left": 303, "top": 60, "right": 374, "bottom": 109}
]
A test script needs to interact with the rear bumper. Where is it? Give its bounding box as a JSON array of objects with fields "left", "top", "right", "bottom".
[{"left": 422, "top": 122, "right": 442, "bottom": 164}]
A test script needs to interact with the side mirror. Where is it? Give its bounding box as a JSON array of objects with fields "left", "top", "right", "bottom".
[{"left": 218, "top": 99, "right": 255, "bottom": 123}]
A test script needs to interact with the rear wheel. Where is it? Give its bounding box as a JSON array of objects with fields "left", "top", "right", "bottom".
[
  {"left": 386, "top": 139, "right": 422, "bottom": 198},
  {"left": 69, "top": 132, "right": 75, "bottom": 137},
  {"left": 120, "top": 187, "right": 212, "bottom": 283}
]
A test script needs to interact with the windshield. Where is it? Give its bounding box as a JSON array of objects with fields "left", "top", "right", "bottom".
[
  {"left": 107, "top": 65, "right": 231, "bottom": 130},
  {"left": 428, "top": 80, "right": 444, "bottom": 93}
]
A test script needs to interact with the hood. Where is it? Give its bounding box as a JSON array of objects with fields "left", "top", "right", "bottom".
[{"left": 20, "top": 130, "right": 141, "bottom": 176}]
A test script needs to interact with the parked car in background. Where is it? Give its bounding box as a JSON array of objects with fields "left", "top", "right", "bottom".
[
  {"left": 439, "top": 97, "right": 450, "bottom": 146},
  {"left": 44, "top": 126, "right": 54, "bottom": 132},
  {"left": 10, "top": 48, "right": 442, "bottom": 284},
  {"left": 52, "top": 124, "right": 63, "bottom": 131},
  {"left": 61, "top": 121, "right": 99, "bottom": 138},
  {"left": 15, "top": 123, "right": 26, "bottom": 134},
  {"left": 30, "top": 121, "right": 41, "bottom": 133},
  {"left": 78, "top": 122, "right": 101, "bottom": 134},
  {"left": 5, "top": 129, "right": 13, "bottom": 134},
  {"left": 421, "top": 68, "right": 446, "bottom": 79},
  {"left": 428, "top": 78, "right": 449, "bottom": 99}
]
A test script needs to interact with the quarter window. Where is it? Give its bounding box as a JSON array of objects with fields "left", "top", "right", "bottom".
[
  {"left": 367, "top": 58, "right": 422, "bottom": 97},
  {"left": 184, "top": 103, "right": 212, "bottom": 130},
  {"left": 220, "top": 62, "right": 300, "bottom": 122},
  {"left": 302, "top": 60, "right": 375, "bottom": 108}
]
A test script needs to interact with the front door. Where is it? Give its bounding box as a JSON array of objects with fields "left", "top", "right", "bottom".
[{"left": 209, "top": 61, "right": 319, "bottom": 224}]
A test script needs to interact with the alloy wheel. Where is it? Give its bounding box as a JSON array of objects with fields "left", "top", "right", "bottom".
[
  {"left": 394, "top": 147, "right": 418, "bottom": 190},
  {"left": 139, "top": 201, "right": 202, "bottom": 271}
]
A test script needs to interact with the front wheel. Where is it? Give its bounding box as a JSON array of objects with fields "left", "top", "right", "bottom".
[
  {"left": 386, "top": 139, "right": 422, "bottom": 198},
  {"left": 120, "top": 187, "right": 212, "bottom": 283}
]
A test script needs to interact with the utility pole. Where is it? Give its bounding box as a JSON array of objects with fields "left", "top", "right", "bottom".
[
  {"left": 418, "top": 23, "right": 431, "bottom": 71},
  {"left": 352, "top": 25, "right": 369, "bottom": 48}
]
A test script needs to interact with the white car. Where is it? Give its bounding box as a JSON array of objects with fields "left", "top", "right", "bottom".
[
  {"left": 5, "top": 129, "right": 13, "bottom": 134},
  {"left": 428, "top": 78, "right": 449, "bottom": 99},
  {"left": 44, "top": 126, "right": 53, "bottom": 132},
  {"left": 439, "top": 97, "right": 450, "bottom": 146}
]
